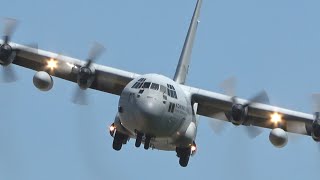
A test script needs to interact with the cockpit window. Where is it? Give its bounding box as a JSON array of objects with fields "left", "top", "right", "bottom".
[
  {"left": 138, "top": 81, "right": 144, "bottom": 88},
  {"left": 132, "top": 79, "right": 171, "bottom": 95},
  {"left": 143, "top": 82, "right": 151, "bottom": 89},
  {"left": 160, "top": 85, "right": 167, "bottom": 94},
  {"left": 150, "top": 83, "right": 160, "bottom": 91},
  {"left": 167, "top": 84, "right": 178, "bottom": 99}
]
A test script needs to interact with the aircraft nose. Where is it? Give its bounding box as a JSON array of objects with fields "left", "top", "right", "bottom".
[
  {"left": 136, "top": 96, "right": 165, "bottom": 134},
  {"left": 137, "top": 97, "right": 163, "bottom": 119}
]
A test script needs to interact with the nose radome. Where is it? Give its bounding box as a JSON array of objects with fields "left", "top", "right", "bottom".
[
  {"left": 137, "top": 97, "right": 163, "bottom": 119},
  {"left": 136, "top": 97, "right": 165, "bottom": 134}
]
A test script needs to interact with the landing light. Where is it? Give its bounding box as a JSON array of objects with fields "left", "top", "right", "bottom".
[
  {"left": 270, "top": 112, "right": 282, "bottom": 125},
  {"left": 47, "top": 58, "right": 58, "bottom": 70},
  {"left": 191, "top": 145, "right": 197, "bottom": 152},
  {"left": 109, "top": 124, "right": 116, "bottom": 137},
  {"left": 191, "top": 145, "right": 197, "bottom": 156},
  {"left": 109, "top": 125, "right": 116, "bottom": 132}
]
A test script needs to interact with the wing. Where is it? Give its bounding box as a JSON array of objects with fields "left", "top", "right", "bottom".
[
  {"left": 182, "top": 85, "right": 314, "bottom": 136},
  {"left": 9, "top": 42, "right": 140, "bottom": 95}
]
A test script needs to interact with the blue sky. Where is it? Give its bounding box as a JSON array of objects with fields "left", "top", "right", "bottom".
[{"left": 1, "top": 0, "right": 320, "bottom": 179}]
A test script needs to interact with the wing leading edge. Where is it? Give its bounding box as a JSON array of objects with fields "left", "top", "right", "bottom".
[
  {"left": 182, "top": 85, "right": 314, "bottom": 136},
  {"left": 7, "top": 42, "right": 139, "bottom": 95}
]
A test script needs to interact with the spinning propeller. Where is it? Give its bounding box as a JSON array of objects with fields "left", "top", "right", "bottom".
[
  {"left": 3, "top": 18, "right": 17, "bottom": 44},
  {"left": 0, "top": 18, "right": 18, "bottom": 83},
  {"left": 0, "top": 18, "right": 38, "bottom": 83},
  {"left": 209, "top": 77, "right": 269, "bottom": 139},
  {"left": 72, "top": 42, "right": 105, "bottom": 105}
]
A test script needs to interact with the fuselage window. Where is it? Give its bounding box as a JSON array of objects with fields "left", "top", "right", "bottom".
[
  {"left": 172, "top": 91, "right": 177, "bottom": 99},
  {"left": 167, "top": 89, "right": 172, "bottom": 97},
  {"left": 150, "top": 83, "right": 160, "bottom": 91},
  {"left": 167, "top": 84, "right": 178, "bottom": 99},
  {"left": 168, "top": 102, "right": 175, "bottom": 113}
]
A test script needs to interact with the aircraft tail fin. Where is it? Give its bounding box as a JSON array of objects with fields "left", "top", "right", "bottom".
[{"left": 173, "top": 0, "right": 202, "bottom": 84}]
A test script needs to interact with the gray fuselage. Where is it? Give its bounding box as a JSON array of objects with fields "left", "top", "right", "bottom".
[{"left": 118, "top": 74, "right": 197, "bottom": 151}]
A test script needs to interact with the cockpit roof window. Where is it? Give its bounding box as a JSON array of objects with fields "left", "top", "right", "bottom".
[
  {"left": 167, "top": 84, "right": 175, "bottom": 90},
  {"left": 138, "top": 79, "right": 146, "bottom": 88},
  {"left": 138, "top": 78, "right": 146, "bottom": 82},
  {"left": 131, "top": 78, "right": 146, "bottom": 89},
  {"left": 150, "top": 83, "right": 159, "bottom": 91},
  {"left": 131, "top": 82, "right": 139, "bottom": 89},
  {"left": 167, "top": 84, "right": 178, "bottom": 99}
]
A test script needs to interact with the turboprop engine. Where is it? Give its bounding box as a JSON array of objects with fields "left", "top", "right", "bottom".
[{"left": 0, "top": 43, "right": 15, "bottom": 66}]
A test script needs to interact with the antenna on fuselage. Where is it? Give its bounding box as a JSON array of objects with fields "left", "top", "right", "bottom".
[{"left": 173, "top": 0, "right": 202, "bottom": 85}]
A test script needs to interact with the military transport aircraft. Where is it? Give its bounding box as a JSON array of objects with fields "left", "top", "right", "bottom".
[{"left": 1, "top": 0, "right": 320, "bottom": 167}]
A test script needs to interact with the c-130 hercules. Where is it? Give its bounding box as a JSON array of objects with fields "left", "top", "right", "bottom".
[{"left": 1, "top": 0, "right": 320, "bottom": 167}]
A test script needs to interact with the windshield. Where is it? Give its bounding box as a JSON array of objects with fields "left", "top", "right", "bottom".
[{"left": 131, "top": 80, "right": 178, "bottom": 99}]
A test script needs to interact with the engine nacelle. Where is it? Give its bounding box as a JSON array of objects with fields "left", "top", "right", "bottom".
[
  {"left": 73, "top": 66, "right": 95, "bottom": 90},
  {"left": 269, "top": 128, "right": 288, "bottom": 148},
  {"left": 305, "top": 113, "right": 320, "bottom": 142},
  {"left": 230, "top": 104, "right": 248, "bottom": 125},
  {"left": 0, "top": 44, "right": 15, "bottom": 66},
  {"left": 311, "top": 121, "right": 320, "bottom": 142},
  {"left": 33, "top": 71, "right": 53, "bottom": 91}
]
